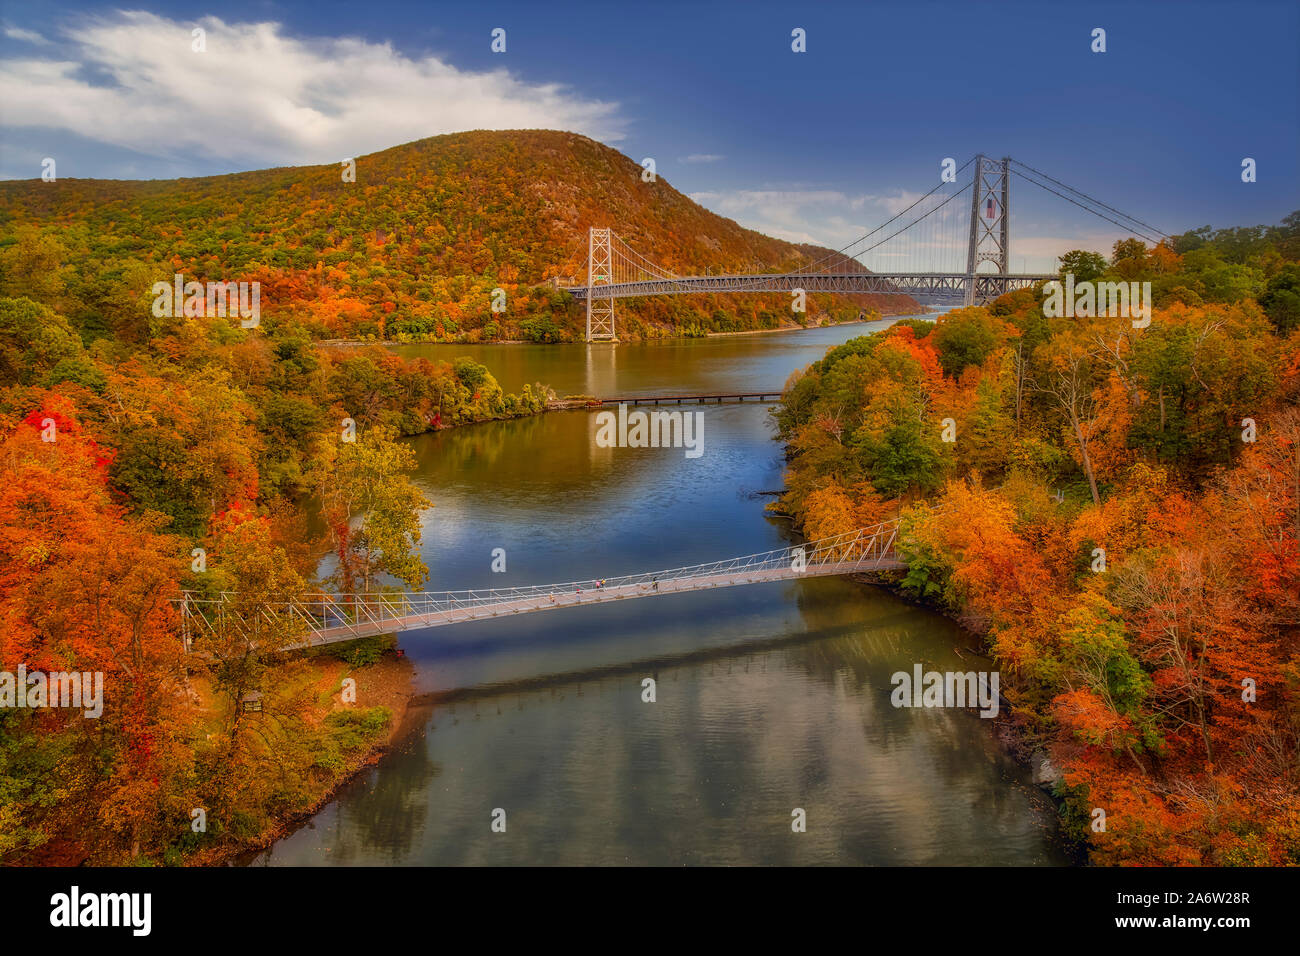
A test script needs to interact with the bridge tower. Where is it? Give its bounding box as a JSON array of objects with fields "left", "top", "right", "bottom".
[
  {"left": 963, "top": 155, "right": 1011, "bottom": 306},
  {"left": 586, "top": 227, "right": 617, "bottom": 342}
]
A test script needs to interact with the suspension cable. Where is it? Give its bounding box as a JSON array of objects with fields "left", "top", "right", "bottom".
[
  {"left": 1009, "top": 167, "right": 1165, "bottom": 246},
  {"left": 1009, "top": 158, "right": 1169, "bottom": 241},
  {"left": 795, "top": 155, "right": 977, "bottom": 274}
]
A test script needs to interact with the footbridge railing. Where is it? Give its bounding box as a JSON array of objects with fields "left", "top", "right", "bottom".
[{"left": 178, "top": 518, "right": 906, "bottom": 649}]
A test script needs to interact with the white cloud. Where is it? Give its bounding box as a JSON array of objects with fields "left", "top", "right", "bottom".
[
  {"left": 681, "top": 153, "right": 723, "bottom": 163},
  {"left": 4, "top": 26, "right": 50, "bottom": 45},
  {"left": 0, "top": 11, "right": 624, "bottom": 169},
  {"left": 869, "top": 190, "right": 925, "bottom": 216}
]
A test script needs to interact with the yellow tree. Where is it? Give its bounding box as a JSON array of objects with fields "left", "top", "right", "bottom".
[{"left": 311, "top": 425, "right": 431, "bottom": 596}]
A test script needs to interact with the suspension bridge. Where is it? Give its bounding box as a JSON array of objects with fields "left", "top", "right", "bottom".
[
  {"left": 568, "top": 154, "right": 1170, "bottom": 340},
  {"left": 178, "top": 519, "right": 905, "bottom": 651}
]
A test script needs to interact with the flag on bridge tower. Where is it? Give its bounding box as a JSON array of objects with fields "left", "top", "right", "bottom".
[{"left": 985, "top": 197, "right": 997, "bottom": 219}]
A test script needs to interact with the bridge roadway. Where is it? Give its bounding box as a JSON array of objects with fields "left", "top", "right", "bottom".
[
  {"left": 593, "top": 392, "right": 783, "bottom": 405},
  {"left": 566, "top": 271, "right": 1055, "bottom": 302},
  {"left": 290, "top": 556, "right": 905, "bottom": 648}
]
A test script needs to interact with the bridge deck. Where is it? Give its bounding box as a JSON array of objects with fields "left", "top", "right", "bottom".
[
  {"left": 566, "top": 271, "right": 1054, "bottom": 302},
  {"left": 594, "top": 392, "right": 783, "bottom": 405},
  {"left": 293, "top": 557, "right": 904, "bottom": 647}
]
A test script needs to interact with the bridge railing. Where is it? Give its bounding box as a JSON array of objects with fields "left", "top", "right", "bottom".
[
  {"left": 178, "top": 517, "right": 906, "bottom": 646},
  {"left": 566, "top": 272, "right": 1054, "bottom": 302}
]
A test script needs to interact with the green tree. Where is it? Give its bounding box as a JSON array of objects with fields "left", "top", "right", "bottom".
[
  {"left": 856, "top": 418, "right": 945, "bottom": 496},
  {"left": 1259, "top": 263, "right": 1300, "bottom": 334},
  {"left": 313, "top": 425, "right": 431, "bottom": 594},
  {"left": 0, "top": 228, "right": 69, "bottom": 306},
  {"left": 1111, "top": 238, "right": 1148, "bottom": 266},
  {"left": 930, "top": 308, "right": 1002, "bottom": 377},
  {"left": 0, "top": 297, "right": 86, "bottom": 386},
  {"left": 1058, "top": 250, "right": 1108, "bottom": 283}
]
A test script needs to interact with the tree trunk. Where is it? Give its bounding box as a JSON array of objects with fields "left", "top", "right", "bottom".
[
  {"left": 1072, "top": 413, "right": 1102, "bottom": 506},
  {"left": 1014, "top": 345, "right": 1025, "bottom": 433}
]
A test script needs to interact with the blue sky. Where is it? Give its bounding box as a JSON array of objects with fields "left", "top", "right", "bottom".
[{"left": 2, "top": 0, "right": 1297, "bottom": 270}]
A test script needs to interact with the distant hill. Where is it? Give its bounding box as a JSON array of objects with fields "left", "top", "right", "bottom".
[{"left": 0, "top": 129, "right": 918, "bottom": 342}]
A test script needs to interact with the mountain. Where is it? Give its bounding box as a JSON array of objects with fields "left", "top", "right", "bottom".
[{"left": 0, "top": 129, "right": 918, "bottom": 342}]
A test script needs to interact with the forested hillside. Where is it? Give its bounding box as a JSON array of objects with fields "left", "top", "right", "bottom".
[{"left": 0, "top": 129, "right": 916, "bottom": 343}]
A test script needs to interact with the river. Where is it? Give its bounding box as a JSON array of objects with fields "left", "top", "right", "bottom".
[{"left": 251, "top": 318, "right": 1071, "bottom": 866}]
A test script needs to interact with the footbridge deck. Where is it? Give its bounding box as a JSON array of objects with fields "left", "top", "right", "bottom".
[{"left": 179, "top": 522, "right": 907, "bottom": 650}]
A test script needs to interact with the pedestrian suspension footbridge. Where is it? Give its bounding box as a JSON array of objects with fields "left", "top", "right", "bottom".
[{"left": 178, "top": 519, "right": 906, "bottom": 651}]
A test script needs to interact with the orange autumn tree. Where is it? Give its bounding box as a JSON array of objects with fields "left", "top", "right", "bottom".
[
  {"left": 801, "top": 480, "right": 893, "bottom": 542},
  {"left": 0, "top": 396, "right": 193, "bottom": 861},
  {"left": 904, "top": 482, "right": 1062, "bottom": 626}
]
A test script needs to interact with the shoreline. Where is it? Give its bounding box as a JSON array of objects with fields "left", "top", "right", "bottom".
[
  {"left": 201, "top": 652, "right": 420, "bottom": 867},
  {"left": 316, "top": 310, "right": 934, "bottom": 350}
]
